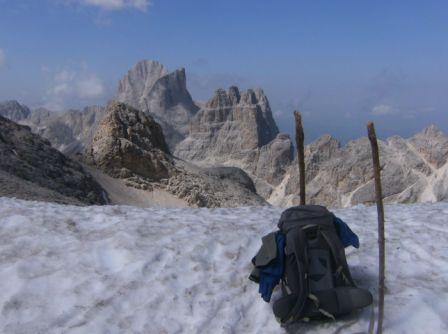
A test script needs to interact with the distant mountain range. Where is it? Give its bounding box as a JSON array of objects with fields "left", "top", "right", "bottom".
[{"left": 1, "top": 59, "right": 447, "bottom": 208}]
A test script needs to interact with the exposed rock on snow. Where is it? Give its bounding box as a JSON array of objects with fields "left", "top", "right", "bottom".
[
  {"left": 0, "top": 198, "right": 446, "bottom": 333},
  {"left": 116, "top": 60, "right": 199, "bottom": 149},
  {"left": 0, "top": 115, "right": 106, "bottom": 205}
]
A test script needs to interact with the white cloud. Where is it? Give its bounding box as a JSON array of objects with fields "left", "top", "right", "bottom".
[
  {"left": 77, "top": 75, "right": 104, "bottom": 98},
  {"left": 70, "top": 0, "right": 151, "bottom": 11},
  {"left": 43, "top": 66, "right": 105, "bottom": 110},
  {"left": 371, "top": 104, "right": 396, "bottom": 116},
  {"left": 0, "top": 49, "right": 6, "bottom": 68},
  {"left": 52, "top": 82, "right": 72, "bottom": 96}
]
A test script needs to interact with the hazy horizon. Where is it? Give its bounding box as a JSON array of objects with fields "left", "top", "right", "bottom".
[{"left": 1, "top": 0, "right": 447, "bottom": 143}]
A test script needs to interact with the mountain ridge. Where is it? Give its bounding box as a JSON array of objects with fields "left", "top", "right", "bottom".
[{"left": 1, "top": 59, "right": 448, "bottom": 208}]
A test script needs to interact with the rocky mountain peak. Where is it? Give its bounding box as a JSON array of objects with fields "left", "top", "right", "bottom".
[
  {"left": 205, "top": 87, "right": 270, "bottom": 109},
  {"left": 116, "top": 60, "right": 198, "bottom": 150},
  {"left": 409, "top": 124, "right": 448, "bottom": 168},
  {"left": 240, "top": 89, "right": 258, "bottom": 105},
  {"left": 206, "top": 88, "right": 233, "bottom": 108},
  {"left": 420, "top": 124, "right": 445, "bottom": 138},
  {"left": 228, "top": 86, "right": 241, "bottom": 104},
  {"left": 175, "top": 85, "right": 290, "bottom": 197},
  {"left": 0, "top": 100, "right": 31, "bottom": 122},
  {"left": 116, "top": 60, "right": 168, "bottom": 108},
  {"left": 145, "top": 68, "right": 191, "bottom": 111},
  {"left": 306, "top": 135, "right": 341, "bottom": 162}
]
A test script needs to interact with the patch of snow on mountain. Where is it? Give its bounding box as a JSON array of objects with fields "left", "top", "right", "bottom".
[{"left": 0, "top": 198, "right": 447, "bottom": 333}]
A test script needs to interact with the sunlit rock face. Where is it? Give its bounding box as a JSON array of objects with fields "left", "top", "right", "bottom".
[
  {"left": 271, "top": 125, "right": 448, "bottom": 208},
  {"left": 116, "top": 60, "right": 199, "bottom": 150},
  {"left": 175, "top": 86, "right": 293, "bottom": 198},
  {"left": 84, "top": 101, "right": 172, "bottom": 181}
]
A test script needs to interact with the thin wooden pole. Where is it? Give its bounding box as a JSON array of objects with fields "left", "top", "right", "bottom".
[
  {"left": 367, "top": 122, "right": 385, "bottom": 334},
  {"left": 294, "top": 111, "right": 306, "bottom": 205}
]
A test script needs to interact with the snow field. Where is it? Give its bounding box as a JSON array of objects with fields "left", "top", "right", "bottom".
[{"left": 0, "top": 198, "right": 447, "bottom": 333}]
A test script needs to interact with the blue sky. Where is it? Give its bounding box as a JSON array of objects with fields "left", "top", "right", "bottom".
[{"left": 0, "top": 0, "right": 447, "bottom": 142}]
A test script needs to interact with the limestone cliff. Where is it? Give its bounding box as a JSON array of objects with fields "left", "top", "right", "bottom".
[
  {"left": 116, "top": 60, "right": 199, "bottom": 149},
  {"left": 175, "top": 86, "right": 293, "bottom": 197}
]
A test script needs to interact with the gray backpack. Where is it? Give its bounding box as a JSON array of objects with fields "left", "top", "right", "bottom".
[{"left": 272, "top": 205, "right": 372, "bottom": 323}]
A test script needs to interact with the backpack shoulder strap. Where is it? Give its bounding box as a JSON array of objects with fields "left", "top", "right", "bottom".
[
  {"left": 320, "top": 228, "right": 355, "bottom": 286},
  {"left": 273, "top": 226, "right": 310, "bottom": 323}
]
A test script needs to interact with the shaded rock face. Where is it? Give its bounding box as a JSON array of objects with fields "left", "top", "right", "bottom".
[
  {"left": 0, "top": 101, "right": 106, "bottom": 156},
  {"left": 116, "top": 60, "right": 199, "bottom": 149},
  {"left": 0, "top": 115, "right": 106, "bottom": 205},
  {"left": 203, "top": 166, "right": 257, "bottom": 193},
  {"left": 175, "top": 86, "right": 293, "bottom": 197},
  {"left": 272, "top": 125, "right": 448, "bottom": 208},
  {"left": 84, "top": 102, "right": 172, "bottom": 181},
  {"left": 0, "top": 100, "right": 31, "bottom": 122},
  {"left": 29, "top": 106, "right": 106, "bottom": 156}
]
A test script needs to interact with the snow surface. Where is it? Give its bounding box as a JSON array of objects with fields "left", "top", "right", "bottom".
[{"left": 0, "top": 197, "right": 447, "bottom": 334}]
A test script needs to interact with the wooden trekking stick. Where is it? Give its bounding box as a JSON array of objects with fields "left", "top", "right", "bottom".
[
  {"left": 367, "top": 122, "right": 385, "bottom": 334},
  {"left": 294, "top": 111, "right": 306, "bottom": 205}
]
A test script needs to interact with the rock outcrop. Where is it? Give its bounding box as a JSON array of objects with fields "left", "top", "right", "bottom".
[
  {"left": 175, "top": 86, "right": 293, "bottom": 197},
  {"left": 83, "top": 101, "right": 266, "bottom": 208},
  {"left": 84, "top": 102, "right": 172, "bottom": 181},
  {"left": 0, "top": 115, "right": 106, "bottom": 205},
  {"left": 166, "top": 163, "right": 267, "bottom": 208},
  {"left": 116, "top": 60, "right": 199, "bottom": 149}
]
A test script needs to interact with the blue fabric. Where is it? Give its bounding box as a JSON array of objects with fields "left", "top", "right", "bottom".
[
  {"left": 257, "top": 232, "right": 286, "bottom": 302},
  {"left": 333, "top": 217, "right": 359, "bottom": 248}
]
